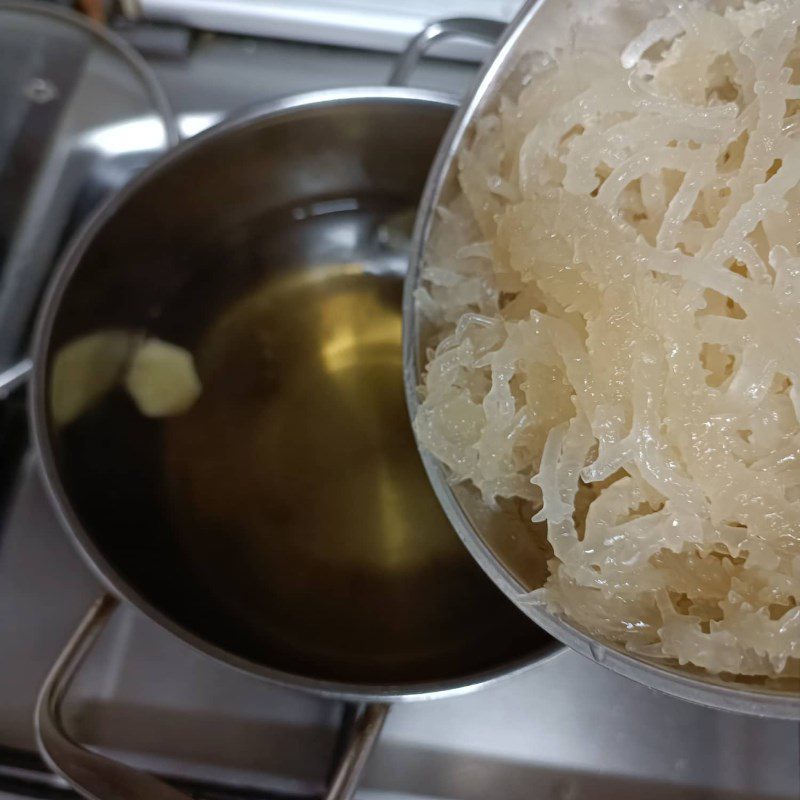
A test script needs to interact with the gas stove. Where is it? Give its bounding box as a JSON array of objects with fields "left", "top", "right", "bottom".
[{"left": 0, "top": 8, "right": 798, "bottom": 800}]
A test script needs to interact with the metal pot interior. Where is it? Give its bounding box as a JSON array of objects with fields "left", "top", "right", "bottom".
[{"left": 34, "top": 91, "right": 556, "bottom": 696}]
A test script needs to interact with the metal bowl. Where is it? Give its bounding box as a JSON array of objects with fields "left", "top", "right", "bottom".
[{"left": 403, "top": 0, "right": 800, "bottom": 720}]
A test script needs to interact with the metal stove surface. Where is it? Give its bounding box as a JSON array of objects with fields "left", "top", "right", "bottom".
[
  {"left": 1, "top": 27, "right": 799, "bottom": 800},
  {"left": 2, "top": 456, "right": 799, "bottom": 799}
]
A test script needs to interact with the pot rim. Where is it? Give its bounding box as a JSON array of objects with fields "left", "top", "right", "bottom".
[
  {"left": 30, "top": 85, "right": 563, "bottom": 704},
  {"left": 401, "top": 0, "right": 800, "bottom": 720}
]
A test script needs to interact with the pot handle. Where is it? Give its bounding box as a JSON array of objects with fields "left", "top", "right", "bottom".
[
  {"left": 37, "top": 594, "right": 387, "bottom": 800},
  {"left": 323, "top": 703, "right": 390, "bottom": 800},
  {"left": 35, "top": 593, "right": 193, "bottom": 800},
  {"left": 388, "top": 17, "right": 506, "bottom": 87},
  {"left": 0, "top": 358, "right": 33, "bottom": 400}
]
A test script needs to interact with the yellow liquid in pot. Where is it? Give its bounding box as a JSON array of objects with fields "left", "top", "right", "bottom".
[{"left": 163, "top": 262, "right": 530, "bottom": 681}]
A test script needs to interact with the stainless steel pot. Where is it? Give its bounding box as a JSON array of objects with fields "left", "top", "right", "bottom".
[
  {"left": 403, "top": 0, "right": 800, "bottom": 721},
  {"left": 21, "top": 18, "right": 563, "bottom": 800}
]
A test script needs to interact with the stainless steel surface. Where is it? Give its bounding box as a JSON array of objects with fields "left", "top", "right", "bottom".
[
  {"left": 403, "top": 0, "right": 800, "bottom": 719},
  {"left": 131, "top": 0, "right": 522, "bottom": 59},
  {"left": 0, "top": 2, "right": 178, "bottom": 147},
  {"left": 36, "top": 594, "right": 192, "bottom": 800},
  {"left": 388, "top": 18, "right": 506, "bottom": 87},
  {"left": 323, "top": 704, "right": 389, "bottom": 800},
  {"left": 0, "top": 6, "right": 88, "bottom": 370},
  {"left": 0, "top": 1, "right": 178, "bottom": 373},
  {"left": 1, "top": 18, "right": 798, "bottom": 800},
  {"left": 1, "top": 459, "right": 798, "bottom": 797},
  {"left": 0, "top": 359, "right": 32, "bottom": 400}
]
